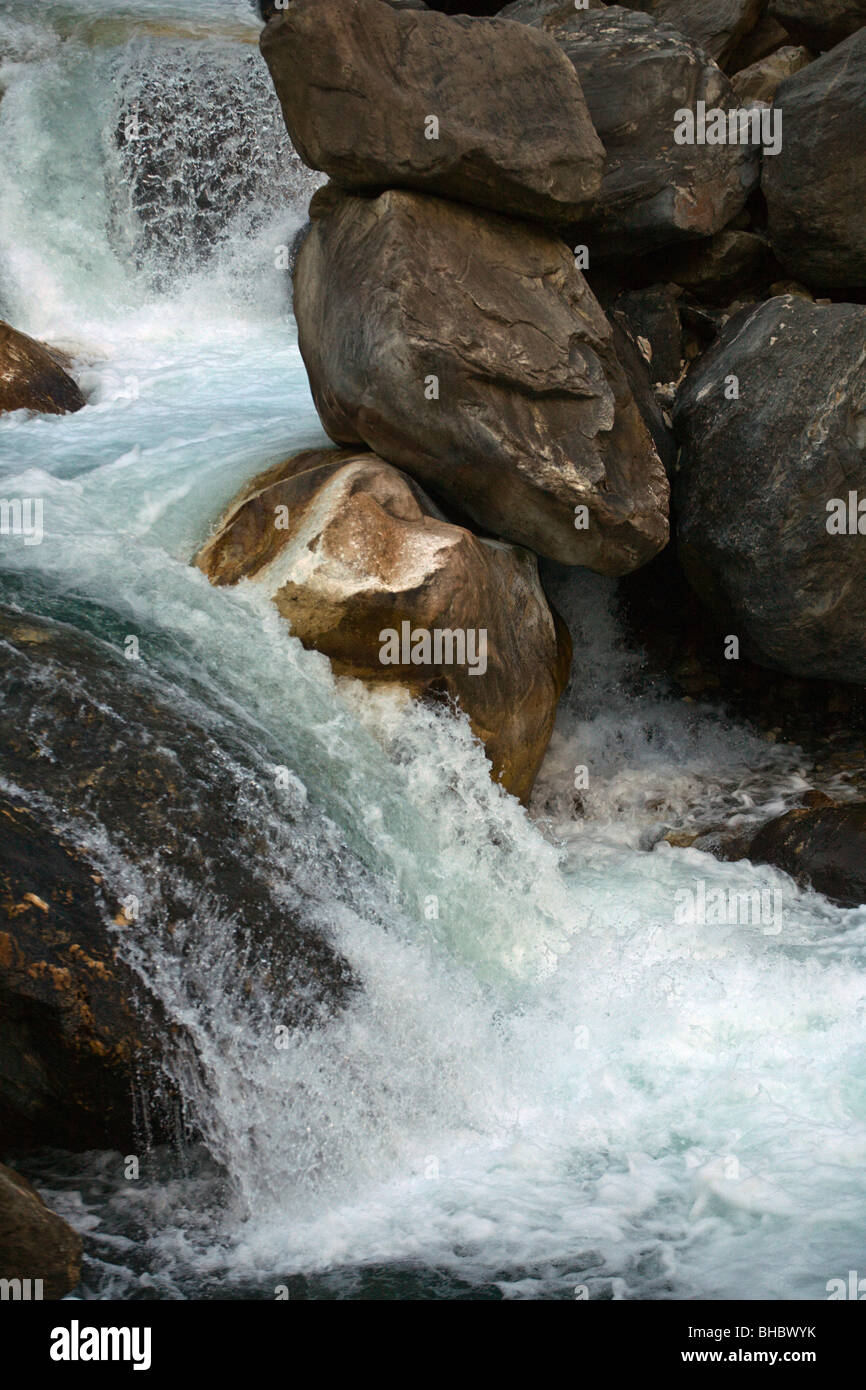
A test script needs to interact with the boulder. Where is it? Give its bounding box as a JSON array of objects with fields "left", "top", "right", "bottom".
[
  {"left": 767, "top": 0, "right": 866, "bottom": 49},
  {"left": 615, "top": 0, "right": 764, "bottom": 66},
  {"left": 502, "top": 6, "right": 760, "bottom": 255},
  {"left": 611, "top": 284, "right": 684, "bottom": 383},
  {"left": 0, "top": 1163, "right": 81, "bottom": 1300},
  {"left": 0, "top": 607, "right": 353, "bottom": 1150},
  {"left": 762, "top": 30, "right": 866, "bottom": 289},
  {"left": 0, "top": 322, "right": 85, "bottom": 417},
  {"left": 730, "top": 44, "right": 812, "bottom": 103},
  {"left": 673, "top": 296, "right": 866, "bottom": 685},
  {"left": 641, "top": 229, "right": 777, "bottom": 302},
  {"left": 197, "top": 449, "right": 572, "bottom": 803},
  {"left": 725, "top": 803, "right": 866, "bottom": 908},
  {"left": 293, "top": 185, "right": 670, "bottom": 573},
  {"left": 260, "top": 0, "right": 604, "bottom": 226},
  {"left": 725, "top": 11, "right": 792, "bottom": 70}
]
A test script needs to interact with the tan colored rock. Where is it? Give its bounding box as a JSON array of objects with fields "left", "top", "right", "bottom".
[
  {"left": 0, "top": 321, "right": 85, "bottom": 417},
  {"left": 730, "top": 45, "right": 812, "bottom": 104},
  {"left": 260, "top": 0, "right": 603, "bottom": 226},
  {"left": 197, "top": 449, "right": 572, "bottom": 803},
  {"left": 293, "top": 186, "right": 670, "bottom": 574},
  {"left": 0, "top": 1162, "right": 81, "bottom": 1300}
]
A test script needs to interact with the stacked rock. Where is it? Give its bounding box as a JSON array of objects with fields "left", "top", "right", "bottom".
[{"left": 202, "top": 0, "right": 674, "bottom": 801}]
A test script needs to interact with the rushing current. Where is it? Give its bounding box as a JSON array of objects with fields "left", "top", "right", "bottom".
[{"left": 2, "top": 0, "right": 866, "bottom": 1302}]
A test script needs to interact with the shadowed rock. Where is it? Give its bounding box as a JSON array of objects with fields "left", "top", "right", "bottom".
[
  {"left": 614, "top": 0, "right": 764, "bottom": 66},
  {"left": 197, "top": 448, "right": 572, "bottom": 803},
  {"left": 768, "top": 0, "right": 866, "bottom": 50},
  {"left": 260, "top": 0, "right": 604, "bottom": 226},
  {"left": 673, "top": 296, "right": 866, "bottom": 684},
  {"left": 762, "top": 30, "right": 866, "bottom": 289},
  {"left": 721, "top": 803, "right": 866, "bottom": 908},
  {"left": 293, "top": 185, "right": 670, "bottom": 573}
]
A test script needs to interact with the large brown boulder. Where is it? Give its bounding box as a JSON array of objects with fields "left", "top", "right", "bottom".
[
  {"left": 0, "top": 1163, "right": 81, "bottom": 1300},
  {"left": 0, "top": 322, "right": 85, "bottom": 417},
  {"left": 260, "top": 0, "right": 604, "bottom": 226},
  {"left": 502, "top": 5, "right": 760, "bottom": 256},
  {"left": 197, "top": 449, "right": 572, "bottom": 803},
  {"left": 762, "top": 29, "right": 866, "bottom": 289},
  {"left": 293, "top": 186, "right": 670, "bottom": 574}
]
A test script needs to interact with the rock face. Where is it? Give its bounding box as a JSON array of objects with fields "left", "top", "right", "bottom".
[
  {"left": 260, "top": 0, "right": 604, "bottom": 226},
  {"left": 503, "top": 6, "right": 760, "bottom": 255},
  {"left": 730, "top": 804, "right": 866, "bottom": 908},
  {"left": 0, "top": 1163, "right": 81, "bottom": 1300},
  {"left": 643, "top": 229, "right": 776, "bottom": 302},
  {"left": 0, "top": 322, "right": 85, "bottom": 417},
  {"left": 0, "top": 607, "right": 353, "bottom": 1150},
  {"left": 616, "top": 0, "right": 764, "bottom": 66},
  {"left": 197, "top": 449, "right": 572, "bottom": 803},
  {"left": 730, "top": 45, "right": 812, "bottom": 104},
  {"left": 767, "top": 0, "right": 866, "bottom": 49},
  {"left": 762, "top": 30, "right": 866, "bottom": 289},
  {"left": 612, "top": 285, "right": 684, "bottom": 384},
  {"left": 293, "top": 186, "right": 670, "bottom": 573},
  {"left": 673, "top": 296, "right": 866, "bottom": 685}
]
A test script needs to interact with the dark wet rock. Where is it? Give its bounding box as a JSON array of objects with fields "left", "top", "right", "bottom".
[
  {"left": 762, "top": 30, "right": 866, "bottom": 289},
  {"left": 723, "top": 803, "right": 866, "bottom": 907},
  {"left": 673, "top": 296, "right": 866, "bottom": 685},
  {"left": 0, "top": 1163, "right": 81, "bottom": 1300},
  {"left": 260, "top": 0, "right": 603, "bottom": 226},
  {"left": 730, "top": 44, "right": 812, "bottom": 103},
  {"left": 0, "top": 322, "right": 85, "bottom": 417},
  {"left": 197, "top": 448, "right": 572, "bottom": 803},
  {"left": 767, "top": 0, "right": 866, "bottom": 49},
  {"left": 503, "top": 5, "right": 760, "bottom": 256},
  {"left": 609, "top": 316, "right": 677, "bottom": 473},
  {"left": 612, "top": 284, "right": 684, "bottom": 382},
  {"left": 641, "top": 230, "right": 777, "bottom": 302},
  {"left": 0, "top": 607, "right": 354, "bottom": 1151},
  {"left": 725, "top": 10, "right": 792, "bottom": 70},
  {"left": 616, "top": 0, "right": 764, "bottom": 66},
  {"left": 294, "top": 184, "right": 670, "bottom": 573}
]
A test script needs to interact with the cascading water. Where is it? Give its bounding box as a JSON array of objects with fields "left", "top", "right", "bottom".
[{"left": 2, "top": 0, "right": 866, "bottom": 1302}]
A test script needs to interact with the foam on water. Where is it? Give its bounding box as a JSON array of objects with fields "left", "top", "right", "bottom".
[{"left": 3, "top": 0, "right": 866, "bottom": 1302}]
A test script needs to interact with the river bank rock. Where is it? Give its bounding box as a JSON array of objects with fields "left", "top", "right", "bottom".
[
  {"left": 721, "top": 803, "right": 866, "bottom": 908},
  {"left": 0, "top": 322, "right": 85, "bottom": 417},
  {"left": 293, "top": 185, "right": 669, "bottom": 573},
  {"left": 260, "top": 0, "right": 603, "bottom": 226},
  {"left": 0, "top": 606, "right": 353, "bottom": 1150},
  {"left": 762, "top": 30, "right": 866, "bottom": 289},
  {"left": 616, "top": 0, "right": 764, "bottom": 66},
  {"left": 730, "top": 44, "right": 812, "bottom": 103},
  {"left": 502, "top": 5, "right": 760, "bottom": 256},
  {"left": 767, "top": 0, "right": 866, "bottom": 49},
  {"left": 673, "top": 296, "right": 866, "bottom": 685},
  {"left": 197, "top": 448, "right": 572, "bottom": 803},
  {"left": 0, "top": 1163, "right": 81, "bottom": 1300}
]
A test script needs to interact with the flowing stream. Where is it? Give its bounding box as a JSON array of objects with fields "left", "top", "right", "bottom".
[{"left": 2, "top": 0, "right": 866, "bottom": 1301}]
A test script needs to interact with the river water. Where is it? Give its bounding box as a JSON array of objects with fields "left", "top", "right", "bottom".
[{"left": 2, "top": 0, "right": 865, "bottom": 1301}]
